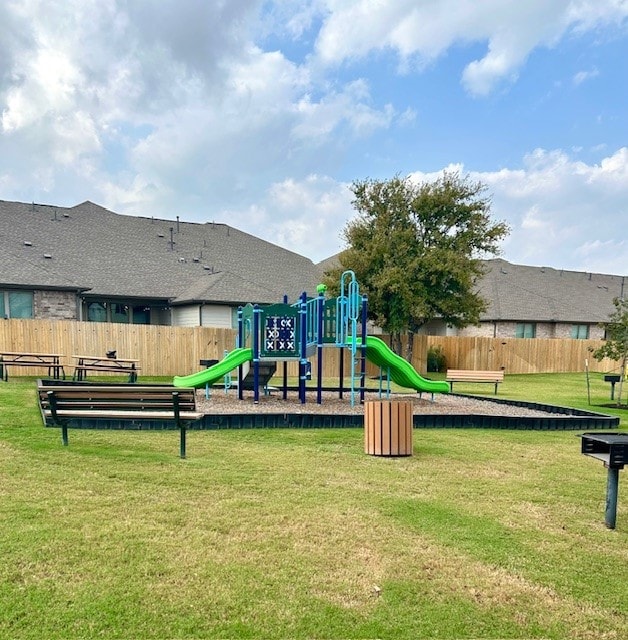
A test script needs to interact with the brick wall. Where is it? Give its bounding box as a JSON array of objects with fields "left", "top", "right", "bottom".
[
  {"left": 34, "top": 290, "right": 77, "bottom": 320},
  {"left": 458, "top": 320, "right": 604, "bottom": 340}
]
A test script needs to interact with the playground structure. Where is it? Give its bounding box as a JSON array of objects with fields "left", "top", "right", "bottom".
[{"left": 173, "top": 271, "right": 450, "bottom": 404}]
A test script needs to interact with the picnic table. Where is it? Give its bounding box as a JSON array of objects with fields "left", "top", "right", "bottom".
[
  {"left": 72, "top": 355, "right": 140, "bottom": 383},
  {"left": 0, "top": 351, "right": 65, "bottom": 381}
]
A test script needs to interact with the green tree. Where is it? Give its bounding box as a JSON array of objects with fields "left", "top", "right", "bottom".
[
  {"left": 592, "top": 297, "right": 628, "bottom": 406},
  {"left": 324, "top": 172, "right": 509, "bottom": 359}
]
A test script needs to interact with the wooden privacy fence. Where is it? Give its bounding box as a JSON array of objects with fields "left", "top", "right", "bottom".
[
  {"left": 0, "top": 320, "right": 236, "bottom": 378},
  {"left": 0, "top": 319, "right": 619, "bottom": 378},
  {"left": 423, "top": 335, "right": 616, "bottom": 374}
]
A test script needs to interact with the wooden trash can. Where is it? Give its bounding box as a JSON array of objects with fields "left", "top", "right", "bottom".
[{"left": 364, "top": 400, "right": 413, "bottom": 457}]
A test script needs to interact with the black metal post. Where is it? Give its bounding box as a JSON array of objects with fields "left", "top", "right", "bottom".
[
  {"left": 605, "top": 467, "right": 620, "bottom": 529},
  {"left": 173, "top": 392, "right": 185, "bottom": 459}
]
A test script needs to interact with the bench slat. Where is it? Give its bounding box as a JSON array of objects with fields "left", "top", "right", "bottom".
[
  {"left": 446, "top": 369, "right": 504, "bottom": 380},
  {"left": 41, "top": 403, "right": 197, "bottom": 412},
  {"left": 73, "top": 366, "right": 142, "bottom": 372},
  {"left": 38, "top": 385, "right": 180, "bottom": 393},
  {"left": 1, "top": 360, "right": 65, "bottom": 381},
  {"left": 43, "top": 409, "right": 203, "bottom": 420}
]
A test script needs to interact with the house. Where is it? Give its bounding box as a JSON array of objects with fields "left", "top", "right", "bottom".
[
  {"left": 0, "top": 199, "right": 322, "bottom": 327},
  {"left": 456, "top": 259, "right": 625, "bottom": 340},
  {"left": 2, "top": 198, "right": 625, "bottom": 337},
  {"left": 317, "top": 255, "right": 626, "bottom": 340}
]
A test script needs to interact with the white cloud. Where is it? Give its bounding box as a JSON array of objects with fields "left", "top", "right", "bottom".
[
  {"left": 376, "top": 151, "right": 628, "bottom": 275},
  {"left": 293, "top": 80, "right": 394, "bottom": 139},
  {"left": 573, "top": 67, "right": 600, "bottom": 85},
  {"left": 0, "top": 1, "right": 397, "bottom": 214},
  {"left": 218, "top": 175, "right": 353, "bottom": 262},
  {"left": 314, "top": 0, "right": 628, "bottom": 95},
  {"left": 207, "top": 147, "right": 628, "bottom": 272},
  {"left": 478, "top": 147, "right": 628, "bottom": 273},
  {"left": 0, "top": 1, "right": 626, "bottom": 277}
]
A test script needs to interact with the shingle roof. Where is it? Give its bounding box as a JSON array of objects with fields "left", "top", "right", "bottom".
[
  {"left": 0, "top": 245, "right": 86, "bottom": 290},
  {"left": 172, "top": 271, "right": 282, "bottom": 305},
  {"left": 317, "top": 254, "right": 626, "bottom": 324},
  {"left": 0, "top": 199, "right": 322, "bottom": 304},
  {"left": 478, "top": 259, "right": 625, "bottom": 323}
]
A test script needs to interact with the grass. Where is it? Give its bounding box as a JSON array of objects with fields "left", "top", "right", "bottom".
[{"left": 0, "top": 374, "right": 627, "bottom": 639}]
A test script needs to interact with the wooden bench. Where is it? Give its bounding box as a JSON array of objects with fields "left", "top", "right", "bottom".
[
  {"left": 446, "top": 369, "right": 504, "bottom": 395},
  {"left": 37, "top": 381, "right": 203, "bottom": 458},
  {"left": 1, "top": 351, "right": 65, "bottom": 381},
  {"left": 72, "top": 355, "right": 140, "bottom": 383}
]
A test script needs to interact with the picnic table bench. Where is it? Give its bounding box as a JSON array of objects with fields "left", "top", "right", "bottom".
[
  {"left": 446, "top": 369, "right": 504, "bottom": 395},
  {"left": 37, "top": 380, "right": 203, "bottom": 458},
  {"left": 72, "top": 355, "right": 140, "bottom": 382},
  {"left": 0, "top": 351, "right": 65, "bottom": 381}
]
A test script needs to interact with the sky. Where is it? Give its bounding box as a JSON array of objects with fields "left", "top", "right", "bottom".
[{"left": 1, "top": 0, "right": 627, "bottom": 275}]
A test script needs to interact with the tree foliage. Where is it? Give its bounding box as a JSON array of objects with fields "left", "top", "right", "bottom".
[
  {"left": 592, "top": 297, "right": 628, "bottom": 405},
  {"left": 324, "top": 172, "right": 509, "bottom": 356}
]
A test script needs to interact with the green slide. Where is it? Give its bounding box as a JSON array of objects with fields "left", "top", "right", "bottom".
[
  {"left": 358, "top": 336, "right": 450, "bottom": 394},
  {"left": 173, "top": 347, "right": 253, "bottom": 388}
]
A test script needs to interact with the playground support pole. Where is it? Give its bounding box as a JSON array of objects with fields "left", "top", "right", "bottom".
[
  {"left": 360, "top": 295, "right": 368, "bottom": 404},
  {"left": 299, "top": 292, "right": 307, "bottom": 404},
  {"left": 339, "top": 346, "right": 344, "bottom": 399},
  {"left": 238, "top": 306, "right": 244, "bottom": 401},
  {"left": 253, "top": 305, "right": 260, "bottom": 404},
  {"left": 317, "top": 292, "right": 324, "bottom": 404},
  {"left": 283, "top": 295, "right": 288, "bottom": 400}
]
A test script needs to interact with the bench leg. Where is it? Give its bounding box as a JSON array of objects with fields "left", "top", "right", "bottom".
[
  {"left": 61, "top": 423, "right": 69, "bottom": 447},
  {"left": 173, "top": 392, "right": 186, "bottom": 459},
  {"left": 180, "top": 425, "right": 186, "bottom": 459},
  {"left": 50, "top": 364, "right": 65, "bottom": 380}
]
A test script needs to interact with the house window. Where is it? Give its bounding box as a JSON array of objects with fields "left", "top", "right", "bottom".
[
  {"left": 85, "top": 300, "right": 160, "bottom": 324},
  {"left": 110, "top": 303, "right": 129, "bottom": 323},
  {"left": 571, "top": 324, "right": 589, "bottom": 339},
  {"left": 132, "top": 306, "right": 150, "bottom": 325},
  {"left": 1, "top": 291, "right": 34, "bottom": 318},
  {"left": 515, "top": 323, "right": 536, "bottom": 338},
  {"left": 87, "top": 302, "right": 108, "bottom": 322}
]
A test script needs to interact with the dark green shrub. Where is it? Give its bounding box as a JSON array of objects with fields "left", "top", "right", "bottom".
[{"left": 427, "top": 345, "right": 447, "bottom": 372}]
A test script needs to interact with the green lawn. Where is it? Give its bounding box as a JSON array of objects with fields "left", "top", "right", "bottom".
[{"left": 0, "top": 374, "right": 626, "bottom": 639}]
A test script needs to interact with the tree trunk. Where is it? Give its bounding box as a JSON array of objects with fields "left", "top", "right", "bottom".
[
  {"left": 405, "top": 329, "right": 415, "bottom": 363},
  {"left": 391, "top": 332, "right": 402, "bottom": 356},
  {"left": 617, "top": 351, "right": 627, "bottom": 407}
]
